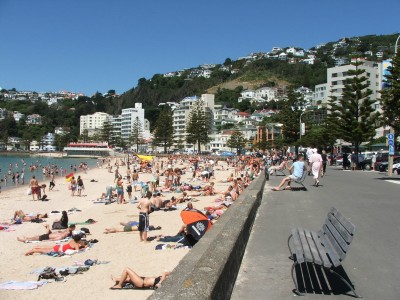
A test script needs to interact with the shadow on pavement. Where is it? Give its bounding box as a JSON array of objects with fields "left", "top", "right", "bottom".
[{"left": 293, "top": 262, "right": 360, "bottom": 298}]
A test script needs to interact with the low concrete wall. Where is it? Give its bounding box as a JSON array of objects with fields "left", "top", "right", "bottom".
[{"left": 149, "top": 174, "right": 266, "bottom": 300}]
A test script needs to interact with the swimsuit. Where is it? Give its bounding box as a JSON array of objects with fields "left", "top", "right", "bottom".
[
  {"left": 138, "top": 212, "right": 149, "bottom": 232},
  {"left": 53, "top": 243, "right": 74, "bottom": 252},
  {"left": 39, "top": 233, "right": 50, "bottom": 241},
  {"left": 153, "top": 276, "right": 161, "bottom": 288},
  {"left": 123, "top": 225, "right": 133, "bottom": 232}
]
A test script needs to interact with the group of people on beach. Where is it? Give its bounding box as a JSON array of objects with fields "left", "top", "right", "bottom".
[{"left": 5, "top": 152, "right": 267, "bottom": 291}]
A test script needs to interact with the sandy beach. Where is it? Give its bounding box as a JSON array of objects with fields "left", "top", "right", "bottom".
[{"left": 0, "top": 155, "right": 234, "bottom": 300}]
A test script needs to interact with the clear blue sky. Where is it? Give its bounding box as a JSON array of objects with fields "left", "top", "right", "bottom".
[{"left": 1, "top": 0, "right": 399, "bottom": 96}]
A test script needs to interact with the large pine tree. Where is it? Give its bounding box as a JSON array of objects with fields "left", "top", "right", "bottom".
[
  {"left": 130, "top": 117, "right": 144, "bottom": 152},
  {"left": 380, "top": 51, "right": 400, "bottom": 143},
  {"left": 335, "top": 61, "right": 380, "bottom": 157},
  {"left": 186, "top": 100, "right": 211, "bottom": 152},
  {"left": 152, "top": 105, "right": 174, "bottom": 153},
  {"left": 276, "top": 87, "right": 306, "bottom": 148}
]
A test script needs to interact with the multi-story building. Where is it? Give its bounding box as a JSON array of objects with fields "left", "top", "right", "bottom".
[
  {"left": 172, "top": 94, "right": 215, "bottom": 150},
  {"left": 314, "top": 61, "right": 383, "bottom": 106},
  {"left": 80, "top": 112, "right": 112, "bottom": 137},
  {"left": 313, "top": 60, "right": 385, "bottom": 137},
  {"left": 120, "top": 103, "right": 148, "bottom": 141}
]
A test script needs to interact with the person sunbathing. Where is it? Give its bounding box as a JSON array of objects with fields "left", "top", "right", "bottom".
[
  {"left": 190, "top": 182, "right": 215, "bottom": 197},
  {"left": 104, "top": 221, "right": 161, "bottom": 234},
  {"left": 110, "top": 267, "right": 170, "bottom": 289},
  {"left": 220, "top": 173, "right": 234, "bottom": 183},
  {"left": 13, "top": 210, "right": 48, "bottom": 223},
  {"left": 24, "top": 234, "right": 87, "bottom": 256},
  {"left": 17, "top": 224, "right": 75, "bottom": 242}
]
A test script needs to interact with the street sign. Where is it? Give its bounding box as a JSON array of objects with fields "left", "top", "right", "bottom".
[
  {"left": 389, "top": 145, "right": 395, "bottom": 155},
  {"left": 388, "top": 139, "right": 394, "bottom": 146},
  {"left": 388, "top": 133, "right": 394, "bottom": 140}
]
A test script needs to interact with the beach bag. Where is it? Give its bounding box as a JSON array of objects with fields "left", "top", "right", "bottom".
[
  {"left": 37, "top": 267, "right": 58, "bottom": 280},
  {"left": 27, "top": 188, "right": 31, "bottom": 195}
]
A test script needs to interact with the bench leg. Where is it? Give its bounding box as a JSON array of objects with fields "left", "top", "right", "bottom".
[
  {"left": 329, "top": 269, "right": 362, "bottom": 298},
  {"left": 291, "top": 262, "right": 305, "bottom": 296}
]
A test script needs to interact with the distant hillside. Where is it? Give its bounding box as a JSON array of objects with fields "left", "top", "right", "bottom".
[{"left": 116, "top": 33, "right": 399, "bottom": 121}]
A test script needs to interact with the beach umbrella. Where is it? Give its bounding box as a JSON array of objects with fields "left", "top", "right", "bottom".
[
  {"left": 136, "top": 154, "right": 155, "bottom": 162},
  {"left": 180, "top": 209, "right": 212, "bottom": 240}
]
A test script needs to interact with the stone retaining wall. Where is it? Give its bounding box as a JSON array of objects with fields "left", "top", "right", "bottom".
[{"left": 149, "top": 174, "right": 266, "bottom": 300}]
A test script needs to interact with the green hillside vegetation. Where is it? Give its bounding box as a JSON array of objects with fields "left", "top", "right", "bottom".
[{"left": 0, "top": 33, "right": 398, "bottom": 148}]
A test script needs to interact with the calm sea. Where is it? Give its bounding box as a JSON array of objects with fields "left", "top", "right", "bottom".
[{"left": 0, "top": 154, "right": 99, "bottom": 191}]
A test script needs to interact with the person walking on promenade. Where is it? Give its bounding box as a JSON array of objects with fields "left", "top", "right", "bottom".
[
  {"left": 309, "top": 148, "right": 323, "bottom": 186},
  {"left": 321, "top": 150, "right": 327, "bottom": 177}
]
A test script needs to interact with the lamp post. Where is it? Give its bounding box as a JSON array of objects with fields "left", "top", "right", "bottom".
[{"left": 299, "top": 111, "right": 306, "bottom": 142}]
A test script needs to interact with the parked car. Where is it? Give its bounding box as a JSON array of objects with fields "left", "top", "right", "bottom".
[
  {"left": 377, "top": 156, "right": 400, "bottom": 172},
  {"left": 393, "top": 162, "right": 400, "bottom": 175},
  {"left": 359, "top": 158, "right": 373, "bottom": 170}
]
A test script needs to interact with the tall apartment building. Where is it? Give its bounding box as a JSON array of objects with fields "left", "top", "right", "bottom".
[
  {"left": 120, "top": 103, "right": 147, "bottom": 140},
  {"left": 172, "top": 94, "right": 215, "bottom": 150},
  {"left": 80, "top": 112, "right": 111, "bottom": 136},
  {"left": 313, "top": 60, "right": 386, "bottom": 137},
  {"left": 313, "top": 60, "right": 383, "bottom": 106}
]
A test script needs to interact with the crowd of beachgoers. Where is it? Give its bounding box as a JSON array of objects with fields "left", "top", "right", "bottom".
[{"left": 0, "top": 152, "right": 266, "bottom": 299}]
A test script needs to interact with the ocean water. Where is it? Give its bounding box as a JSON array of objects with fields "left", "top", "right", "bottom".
[{"left": 0, "top": 154, "right": 99, "bottom": 191}]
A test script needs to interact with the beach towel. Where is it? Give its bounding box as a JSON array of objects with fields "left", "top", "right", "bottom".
[{"left": 0, "top": 281, "right": 47, "bottom": 290}]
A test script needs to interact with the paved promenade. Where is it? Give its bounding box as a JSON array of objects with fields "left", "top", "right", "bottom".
[{"left": 231, "top": 166, "right": 400, "bottom": 300}]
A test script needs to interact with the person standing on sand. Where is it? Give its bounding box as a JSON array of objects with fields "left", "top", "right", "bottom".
[
  {"left": 70, "top": 176, "right": 77, "bottom": 196},
  {"left": 77, "top": 175, "right": 84, "bottom": 196},
  {"left": 137, "top": 191, "right": 152, "bottom": 242},
  {"left": 29, "top": 176, "right": 39, "bottom": 201}
]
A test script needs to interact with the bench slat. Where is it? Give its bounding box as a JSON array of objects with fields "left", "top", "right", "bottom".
[
  {"left": 291, "top": 228, "right": 305, "bottom": 264},
  {"left": 298, "top": 228, "right": 314, "bottom": 262},
  {"left": 304, "top": 229, "right": 322, "bottom": 265},
  {"left": 330, "top": 207, "right": 355, "bottom": 235},
  {"left": 324, "top": 219, "right": 350, "bottom": 254},
  {"left": 318, "top": 229, "right": 342, "bottom": 267},
  {"left": 310, "top": 231, "right": 332, "bottom": 268},
  {"left": 327, "top": 213, "right": 353, "bottom": 244},
  {"left": 322, "top": 224, "right": 347, "bottom": 260}
]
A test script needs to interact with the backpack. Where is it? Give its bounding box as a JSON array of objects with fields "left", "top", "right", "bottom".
[{"left": 38, "top": 267, "right": 58, "bottom": 281}]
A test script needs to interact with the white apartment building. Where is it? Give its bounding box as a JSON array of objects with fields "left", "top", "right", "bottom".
[
  {"left": 313, "top": 60, "right": 386, "bottom": 137},
  {"left": 172, "top": 94, "right": 215, "bottom": 150},
  {"left": 314, "top": 61, "right": 382, "bottom": 106},
  {"left": 120, "top": 103, "right": 149, "bottom": 140},
  {"left": 80, "top": 112, "right": 111, "bottom": 137}
]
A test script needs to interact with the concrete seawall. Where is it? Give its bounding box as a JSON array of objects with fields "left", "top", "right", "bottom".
[{"left": 149, "top": 174, "right": 266, "bottom": 300}]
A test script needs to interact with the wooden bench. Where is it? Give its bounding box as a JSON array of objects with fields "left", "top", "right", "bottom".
[{"left": 287, "top": 207, "right": 361, "bottom": 298}]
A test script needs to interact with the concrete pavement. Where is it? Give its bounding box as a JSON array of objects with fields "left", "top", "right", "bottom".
[{"left": 231, "top": 166, "right": 400, "bottom": 300}]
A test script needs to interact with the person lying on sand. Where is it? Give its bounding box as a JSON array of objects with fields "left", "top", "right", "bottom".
[
  {"left": 110, "top": 267, "right": 170, "bottom": 289},
  {"left": 12, "top": 210, "right": 48, "bottom": 223},
  {"left": 189, "top": 182, "right": 215, "bottom": 197},
  {"left": 104, "top": 221, "right": 161, "bottom": 234},
  {"left": 17, "top": 224, "right": 75, "bottom": 242},
  {"left": 24, "top": 234, "right": 88, "bottom": 256}
]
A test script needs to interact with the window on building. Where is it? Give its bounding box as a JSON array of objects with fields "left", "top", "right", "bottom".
[{"left": 332, "top": 73, "right": 338, "bottom": 77}]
